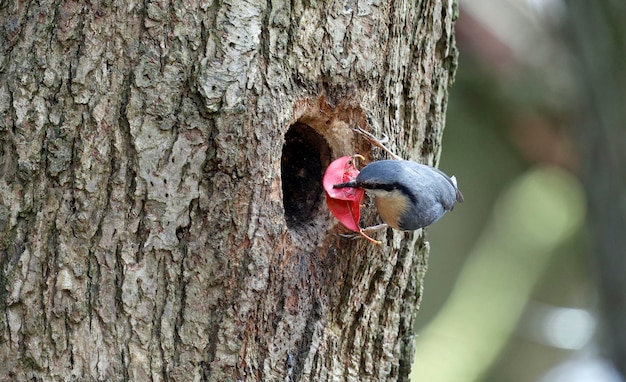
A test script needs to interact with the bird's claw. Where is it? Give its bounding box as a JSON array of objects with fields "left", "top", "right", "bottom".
[
  {"left": 360, "top": 223, "right": 389, "bottom": 233},
  {"left": 350, "top": 153, "right": 366, "bottom": 165},
  {"left": 352, "top": 126, "right": 402, "bottom": 160},
  {"left": 338, "top": 224, "right": 388, "bottom": 245}
]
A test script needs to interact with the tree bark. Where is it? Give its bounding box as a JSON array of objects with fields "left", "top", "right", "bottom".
[{"left": 0, "top": 0, "right": 457, "bottom": 380}]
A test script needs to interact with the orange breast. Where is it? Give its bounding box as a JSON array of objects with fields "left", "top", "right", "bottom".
[{"left": 374, "top": 193, "right": 409, "bottom": 230}]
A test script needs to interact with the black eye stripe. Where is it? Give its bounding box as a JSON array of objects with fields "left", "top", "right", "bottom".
[{"left": 356, "top": 181, "right": 418, "bottom": 206}]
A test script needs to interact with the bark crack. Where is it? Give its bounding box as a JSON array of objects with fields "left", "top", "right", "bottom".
[
  {"left": 173, "top": 237, "right": 188, "bottom": 364},
  {"left": 115, "top": 243, "right": 131, "bottom": 382}
]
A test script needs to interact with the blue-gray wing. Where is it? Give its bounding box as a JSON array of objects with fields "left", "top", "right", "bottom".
[
  {"left": 402, "top": 161, "right": 463, "bottom": 208},
  {"left": 394, "top": 162, "right": 459, "bottom": 228},
  {"left": 356, "top": 160, "right": 462, "bottom": 230}
]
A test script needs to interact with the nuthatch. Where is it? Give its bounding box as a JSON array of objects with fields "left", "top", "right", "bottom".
[{"left": 333, "top": 160, "right": 463, "bottom": 231}]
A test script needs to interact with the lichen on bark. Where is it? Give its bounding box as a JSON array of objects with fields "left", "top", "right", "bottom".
[{"left": 0, "top": 0, "right": 457, "bottom": 380}]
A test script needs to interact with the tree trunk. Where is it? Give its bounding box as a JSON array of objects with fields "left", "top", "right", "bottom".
[{"left": 0, "top": 0, "right": 458, "bottom": 380}]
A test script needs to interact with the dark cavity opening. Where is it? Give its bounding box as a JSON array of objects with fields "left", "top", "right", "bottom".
[{"left": 281, "top": 123, "right": 331, "bottom": 229}]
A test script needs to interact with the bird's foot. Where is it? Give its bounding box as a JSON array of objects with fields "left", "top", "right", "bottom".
[
  {"left": 352, "top": 126, "right": 403, "bottom": 160},
  {"left": 339, "top": 224, "right": 388, "bottom": 245}
]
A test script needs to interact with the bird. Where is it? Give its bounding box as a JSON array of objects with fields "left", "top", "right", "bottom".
[{"left": 333, "top": 159, "right": 463, "bottom": 231}]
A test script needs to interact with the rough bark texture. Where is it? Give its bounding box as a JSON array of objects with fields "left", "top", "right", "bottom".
[{"left": 0, "top": 0, "right": 457, "bottom": 380}]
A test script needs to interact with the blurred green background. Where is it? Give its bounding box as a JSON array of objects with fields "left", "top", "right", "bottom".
[{"left": 410, "top": 1, "right": 626, "bottom": 381}]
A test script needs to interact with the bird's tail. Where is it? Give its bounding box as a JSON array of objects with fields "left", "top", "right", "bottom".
[{"left": 450, "top": 176, "right": 464, "bottom": 203}]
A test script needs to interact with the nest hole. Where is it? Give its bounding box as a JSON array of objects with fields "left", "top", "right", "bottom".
[{"left": 281, "top": 123, "right": 331, "bottom": 229}]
